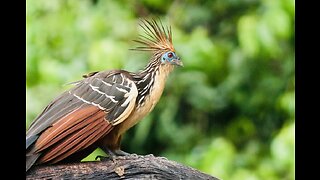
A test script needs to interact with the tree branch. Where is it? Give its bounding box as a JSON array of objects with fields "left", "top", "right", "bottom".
[{"left": 26, "top": 155, "right": 220, "bottom": 179}]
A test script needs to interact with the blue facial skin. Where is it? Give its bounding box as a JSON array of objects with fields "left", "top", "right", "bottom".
[
  {"left": 161, "top": 51, "right": 183, "bottom": 67},
  {"left": 161, "top": 51, "right": 177, "bottom": 63}
]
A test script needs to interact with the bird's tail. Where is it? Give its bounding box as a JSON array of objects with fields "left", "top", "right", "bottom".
[
  {"left": 26, "top": 153, "right": 40, "bottom": 172},
  {"left": 26, "top": 135, "right": 41, "bottom": 172}
]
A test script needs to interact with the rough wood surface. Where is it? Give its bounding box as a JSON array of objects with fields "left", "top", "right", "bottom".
[{"left": 26, "top": 154, "right": 220, "bottom": 180}]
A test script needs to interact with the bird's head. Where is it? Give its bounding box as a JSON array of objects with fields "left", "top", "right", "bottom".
[
  {"left": 132, "top": 19, "right": 183, "bottom": 68},
  {"left": 160, "top": 51, "right": 183, "bottom": 67}
]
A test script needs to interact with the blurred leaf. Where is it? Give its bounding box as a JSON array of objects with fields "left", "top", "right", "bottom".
[
  {"left": 81, "top": 148, "right": 107, "bottom": 162},
  {"left": 237, "top": 15, "right": 259, "bottom": 57},
  {"left": 277, "top": 91, "right": 295, "bottom": 118},
  {"left": 230, "top": 169, "right": 259, "bottom": 180},
  {"left": 88, "top": 39, "right": 127, "bottom": 71},
  {"left": 226, "top": 116, "right": 256, "bottom": 146},
  {"left": 198, "top": 137, "right": 236, "bottom": 179},
  {"left": 263, "top": 7, "right": 292, "bottom": 40},
  {"left": 271, "top": 122, "right": 295, "bottom": 178}
]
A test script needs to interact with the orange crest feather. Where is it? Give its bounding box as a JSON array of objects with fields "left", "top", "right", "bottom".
[{"left": 132, "top": 19, "right": 175, "bottom": 52}]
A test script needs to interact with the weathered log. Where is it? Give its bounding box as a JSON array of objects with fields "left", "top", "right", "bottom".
[{"left": 26, "top": 154, "right": 219, "bottom": 179}]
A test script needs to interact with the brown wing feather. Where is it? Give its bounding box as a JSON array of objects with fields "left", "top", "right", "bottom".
[
  {"left": 35, "top": 105, "right": 97, "bottom": 151},
  {"left": 51, "top": 117, "right": 113, "bottom": 163},
  {"left": 35, "top": 106, "right": 113, "bottom": 164}
]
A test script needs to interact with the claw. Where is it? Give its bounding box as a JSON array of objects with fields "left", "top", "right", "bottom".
[{"left": 113, "top": 150, "right": 131, "bottom": 156}]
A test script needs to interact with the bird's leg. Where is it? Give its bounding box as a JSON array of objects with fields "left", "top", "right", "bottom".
[
  {"left": 95, "top": 147, "right": 116, "bottom": 161},
  {"left": 96, "top": 134, "right": 138, "bottom": 161}
]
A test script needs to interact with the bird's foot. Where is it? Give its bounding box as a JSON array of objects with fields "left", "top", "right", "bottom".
[
  {"left": 96, "top": 149, "right": 138, "bottom": 162},
  {"left": 105, "top": 148, "right": 138, "bottom": 157},
  {"left": 113, "top": 149, "right": 137, "bottom": 156}
]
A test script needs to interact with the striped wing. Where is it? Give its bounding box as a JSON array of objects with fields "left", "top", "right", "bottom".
[{"left": 26, "top": 70, "right": 138, "bottom": 169}]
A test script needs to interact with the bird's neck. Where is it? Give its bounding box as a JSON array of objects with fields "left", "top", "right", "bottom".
[
  {"left": 116, "top": 61, "right": 174, "bottom": 135},
  {"left": 131, "top": 60, "right": 174, "bottom": 107}
]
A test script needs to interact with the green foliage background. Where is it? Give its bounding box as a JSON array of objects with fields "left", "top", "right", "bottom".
[{"left": 27, "top": 0, "right": 294, "bottom": 179}]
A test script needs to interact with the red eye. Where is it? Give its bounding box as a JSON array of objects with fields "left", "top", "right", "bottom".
[{"left": 168, "top": 52, "right": 173, "bottom": 58}]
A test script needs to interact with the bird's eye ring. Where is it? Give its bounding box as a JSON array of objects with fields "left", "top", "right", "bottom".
[{"left": 167, "top": 52, "right": 173, "bottom": 58}]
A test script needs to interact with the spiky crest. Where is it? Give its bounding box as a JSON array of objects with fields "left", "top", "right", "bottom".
[{"left": 132, "top": 18, "right": 175, "bottom": 52}]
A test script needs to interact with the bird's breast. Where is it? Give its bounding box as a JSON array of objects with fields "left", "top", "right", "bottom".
[{"left": 117, "top": 69, "right": 170, "bottom": 135}]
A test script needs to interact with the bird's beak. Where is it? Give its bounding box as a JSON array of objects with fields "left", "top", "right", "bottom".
[{"left": 172, "top": 57, "right": 184, "bottom": 67}]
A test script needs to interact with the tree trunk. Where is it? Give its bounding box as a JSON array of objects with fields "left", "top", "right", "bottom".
[{"left": 26, "top": 154, "right": 220, "bottom": 179}]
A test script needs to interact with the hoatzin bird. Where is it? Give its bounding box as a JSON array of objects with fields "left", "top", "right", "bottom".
[{"left": 26, "top": 19, "right": 183, "bottom": 172}]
